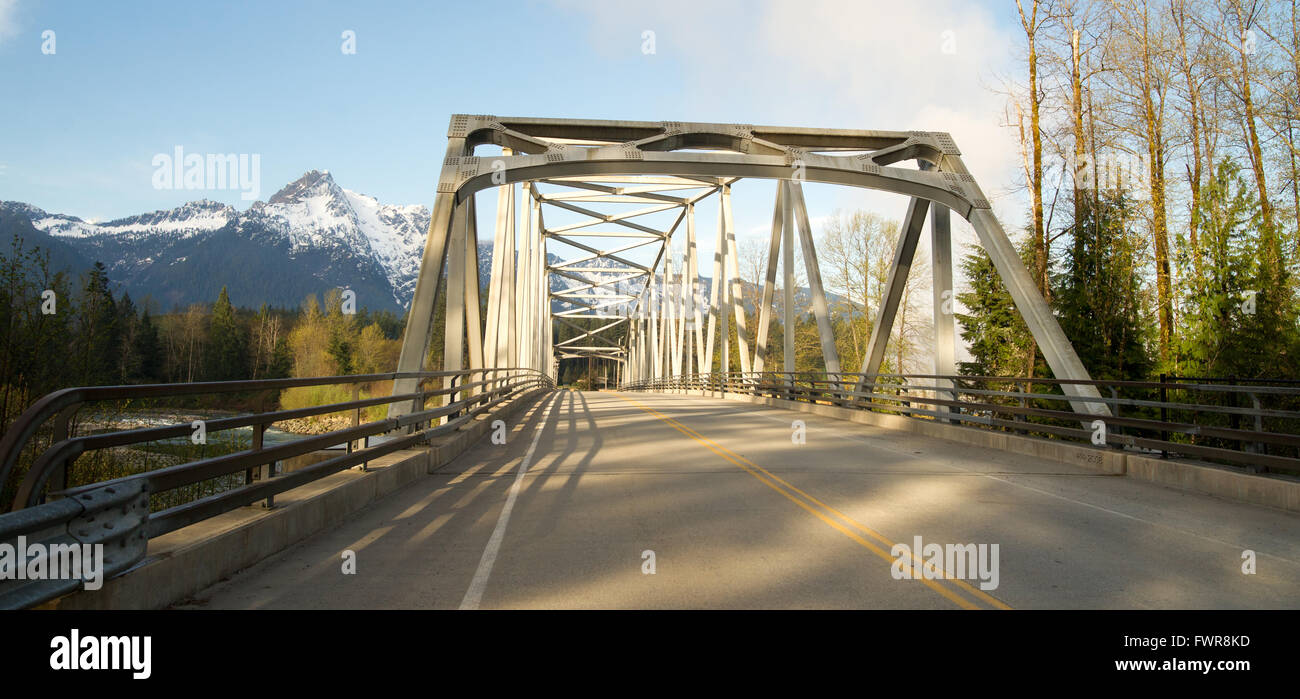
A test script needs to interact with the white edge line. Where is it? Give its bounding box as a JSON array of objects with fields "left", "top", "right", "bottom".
[{"left": 459, "top": 391, "right": 560, "bottom": 610}]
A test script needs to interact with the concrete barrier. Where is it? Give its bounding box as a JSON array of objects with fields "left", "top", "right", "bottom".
[
  {"left": 1127, "top": 454, "right": 1300, "bottom": 512},
  {"left": 649, "top": 389, "right": 1300, "bottom": 509},
  {"left": 707, "top": 390, "right": 1126, "bottom": 475},
  {"left": 42, "top": 388, "right": 551, "bottom": 610}
]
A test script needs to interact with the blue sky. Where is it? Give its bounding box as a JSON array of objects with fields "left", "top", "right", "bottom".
[{"left": 0, "top": 0, "right": 1027, "bottom": 251}]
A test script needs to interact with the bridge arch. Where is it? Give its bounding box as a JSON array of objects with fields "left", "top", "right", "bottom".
[{"left": 391, "top": 115, "right": 1107, "bottom": 417}]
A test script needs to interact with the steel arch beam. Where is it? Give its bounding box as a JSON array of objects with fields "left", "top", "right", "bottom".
[{"left": 395, "top": 116, "right": 1107, "bottom": 418}]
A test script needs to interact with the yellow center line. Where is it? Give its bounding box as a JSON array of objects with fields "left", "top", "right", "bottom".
[{"left": 613, "top": 392, "right": 1013, "bottom": 610}]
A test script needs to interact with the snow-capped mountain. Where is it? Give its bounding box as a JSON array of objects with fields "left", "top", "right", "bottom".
[
  {"left": 247, "top": 170, "right": 430, "bottom": 304},
  {"left": 0, "top": 171, "right": 430, "bottom": 312},
  {"left": 23, "top": 199, "right": 237, "bottom": 240}
]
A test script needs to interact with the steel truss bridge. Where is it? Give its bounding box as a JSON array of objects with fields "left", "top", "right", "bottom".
[
  {"left": 1, "top": 116, "right": 1297, "bottom": 611},
  {"left": 393, "top": 115, "right": 1108, "bottom": 416}
]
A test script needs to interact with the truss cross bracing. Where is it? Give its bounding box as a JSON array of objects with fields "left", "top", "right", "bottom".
[{"left": 391, "top": 115, "right": 1109, "bottom": 419}]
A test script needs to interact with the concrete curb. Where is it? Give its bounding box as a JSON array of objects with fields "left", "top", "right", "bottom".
[
  {"left": 649, "top": 389, "right": 1297, "bottom": 513},
  {"left": 43, "top": 388, "right": 551, "bottom": 610},
  {"left": 1127, "top": 454, "right": 1300, "bottom": 512}
]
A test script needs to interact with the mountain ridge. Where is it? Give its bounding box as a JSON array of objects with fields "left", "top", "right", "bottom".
[{"left": 0, "top": 171, "right": 432, "bottom": 312}]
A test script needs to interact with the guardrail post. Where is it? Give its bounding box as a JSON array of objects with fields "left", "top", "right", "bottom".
[
  {"left": 252, "top": 422, "right": 275, "bottom": 509},
  {"left": 350, "top": 383, "right": 361, "bottom": 449},
  {"left": 1227, "top": 377, "right": 1241, "bottom": 439},
  {"left": 446, "top": 374, "right": 461, "bottom": 424},
  {"left": 1248, "top": 392, "right": 1264, "bottom": 471},
  {"left": 1159, "top": 373, "right": 1169, "bottom": 459},
  {"left": 412, "top": 387, "right": 426, "bottom": 433},
  {"left": 1014, "top": 381, "right": 1027, "bottom": 435},
  {"left": 349, "top": 383, "right": 369, "bottom": 472},
  {"left": 47, "top": 406, "right": 77, "bottom": 498},
  {"left": 1109, "top": 386, "right": 1122, "bottom": 449}
]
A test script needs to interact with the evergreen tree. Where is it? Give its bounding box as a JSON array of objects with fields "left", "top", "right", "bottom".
[
  {"left": 0, "top": 238, "right": 72, "bottom": 432},
  {"left": 116, "top": 291, "right": 141, "bottom": 382},
  {"left": 133, "top": 310, "right": 164, "bottom": 383},
  {"left": 206, "top": 286, "right": 248, "bottom": 380},
  {"left": 1053, "top": 190, "right": 1152, "bottom": 380},
  {"left": 956, "top": 247, "right": 1035, "bottom": 376},
  {"left": 324, "top": 288, "right": 358, "bottom": 375},
  {"left": 1174, "top": 158, "right": 1300, "bottom": 378},
  {"left": 326, "top": 333, "right": 355, "bottom": 375},
  {"left": 265, "top": 335, "right": 293, "bottom": 379},
  {"left": 71, "top": 262, "right": 120, "bottom": 385},
  {"left": 26, "top": 268, "right": 73, "bottom": 402}
]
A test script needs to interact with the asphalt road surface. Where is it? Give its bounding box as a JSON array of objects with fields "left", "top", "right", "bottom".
[{"left": 178, "top": 390, "right": 1300, "bottom": 609}]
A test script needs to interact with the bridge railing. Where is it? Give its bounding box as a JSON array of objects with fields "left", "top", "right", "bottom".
[
  {"left": 620, "top": 371, "right": 1300, "bottom": 476},
  {"left": 0, "top": 368, "right": 552, "bottom": 609}
]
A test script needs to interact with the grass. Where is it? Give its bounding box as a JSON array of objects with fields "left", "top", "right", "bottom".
[{"left": 279, "top": 381, "right": 392, "bottom": 424}]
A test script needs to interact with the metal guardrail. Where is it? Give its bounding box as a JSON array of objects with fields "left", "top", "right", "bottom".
[
  {"left": 620, "top": 371, "right": 1300, "bottom": 475},
  {"left": 0, "top": 367, "right": 552, "bottom": 609},
  {"left": 0, "top": 480, "right": 148, "bottom": 609}
]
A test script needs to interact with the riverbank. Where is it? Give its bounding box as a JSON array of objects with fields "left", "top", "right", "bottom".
[{"left": 75, "top": 409, "right": 334, "bottom": 438}]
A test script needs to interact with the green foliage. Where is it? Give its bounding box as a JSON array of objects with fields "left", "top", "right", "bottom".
[
  {"left": 323, "top": 288, "right": 359, "bottom": 376},
  {"left": 71, "top": 261, "right": 120, "bottom": 386},
  {"left": 1172, "top": 158, "right": 1300, "bottom": 378},
  {"left": 0, "top": 235, "right": 74, "bottom": 433},
  {"left": 956, "top": 246, "right": 1034, "bottom": 377},
  {"left": 326, "top": 333, "right": 355, "bottom": 375},
  {"left": 132, "top": 310, "right": 164, "bottom": 383},
  {"left": 1053, "top": 191, "right": 1153, "bottom": 380},
  {"left": 205, "top": 286, "right": 249, "bottom": 380},
  {"left": 266, "top": 334, "right": 293, "bottom": 379},
  {"left": 356, "top": 308, "right": 405, "bottom": 340}
]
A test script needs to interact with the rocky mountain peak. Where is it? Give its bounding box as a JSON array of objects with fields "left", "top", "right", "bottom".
[{"left": 267, "top": 170, "right": 341, "bottom": 206}]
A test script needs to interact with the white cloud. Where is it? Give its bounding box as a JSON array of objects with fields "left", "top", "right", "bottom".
[
  {"left": 553, "top": 0, "right": 1026, "bottom": 224},
  {"left": 0, "top": 0, "right": 18, "bottom": 43}
]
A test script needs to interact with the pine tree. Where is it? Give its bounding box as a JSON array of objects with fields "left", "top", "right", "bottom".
[
  {"left": 266, "top": 335, "right": 293, "bottom": 379},
  {"left": 1175, "top": 158, "right": 1300, "bottom": 378},
  {"left": 116, "top": 291, "right": 141, "bottom": 382},
  {"left": 956, "top": 247, "right": 1035, "bottom": 377},
  {"left": 324, "top": 288, "right": 357, "bottom": 375},
  {"left": 0, "top": 238, "right": 72, "bottom": 432},
  {"left": 327, "top": 333, "right": 355, "bottom": 375},
  {"left": 72, "top": 262, "right": 120, "bottom": 386},
  {"left": 133, "top": 310, "right": 163, "bottom": 383},
  {"left": 206, "top": 286, "right": 248, "bottom": 380},
  {"left": 1053, "top": 191, "right": 1153, "bottom": 380}
]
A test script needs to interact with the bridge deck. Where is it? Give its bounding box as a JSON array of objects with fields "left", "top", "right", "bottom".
[{"left": 180, "top": 390, "right": 1300, "bottom": 609}]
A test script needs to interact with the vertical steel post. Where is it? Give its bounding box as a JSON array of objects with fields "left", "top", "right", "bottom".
[
  {"left": 754, "top": 182, "right": 783, "bottom": 373},
  {"left": 928, "top": 180, "right": 956, "bottom": 423},
  {"left": 782, "top": 182, "right": 796, "bottom": 383},
  {"left": 789, "top": 181, "right": 841, "bottom": 377},
  {"left": 722, "top": 184, "right": 752, "bottom": 375}
]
